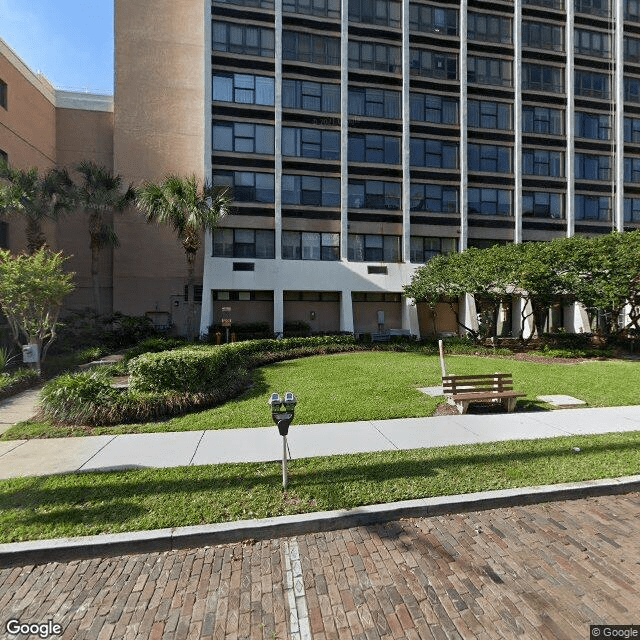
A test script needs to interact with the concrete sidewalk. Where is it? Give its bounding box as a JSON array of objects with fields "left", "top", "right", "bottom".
[{"left": 1, "top": 398, "right": 640, "bottom": 479}]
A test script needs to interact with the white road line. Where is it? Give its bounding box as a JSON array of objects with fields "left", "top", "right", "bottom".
[{"left": 283, "top": 538, "right": 312, "bottom": 640}]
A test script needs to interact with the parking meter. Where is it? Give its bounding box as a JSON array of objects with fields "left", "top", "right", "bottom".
[{"left": 269, "top": 392, "right": 297, "bottom": 488}]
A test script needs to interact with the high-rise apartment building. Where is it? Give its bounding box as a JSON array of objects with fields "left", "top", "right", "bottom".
[
  {"left": 199, "top": 0, "right": 638, "bottom": 336},
  {"left": 4, "top": 1, "right": 639, "bottom": 337}
]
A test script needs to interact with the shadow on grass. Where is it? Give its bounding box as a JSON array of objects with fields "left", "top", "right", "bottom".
[{"left": 1, "top": 437, "right": 638, "bottom": 512}]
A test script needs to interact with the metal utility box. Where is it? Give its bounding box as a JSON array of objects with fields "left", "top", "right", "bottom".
[{"left": 22, "top": 343, "right": 39, "bottom": 363}]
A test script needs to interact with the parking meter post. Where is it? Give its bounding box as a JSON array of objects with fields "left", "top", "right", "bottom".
[
  {"left": 282, "top": 434, "right": 288, "bottom": 489},
  {"left": 269, "top": 391, "right": 296, "bottom": 491}
]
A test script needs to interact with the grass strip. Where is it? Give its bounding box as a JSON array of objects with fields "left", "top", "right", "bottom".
[{"left": 1, "top": 430, "right": 640, "bottom": 543}]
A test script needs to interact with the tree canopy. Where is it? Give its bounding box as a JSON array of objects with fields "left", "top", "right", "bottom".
[
  {"left": 404, "top": 232, "right": 640, "bottom": 339},
  {"left": 0, "top": 248, "right": 75, "bottom": 370}
]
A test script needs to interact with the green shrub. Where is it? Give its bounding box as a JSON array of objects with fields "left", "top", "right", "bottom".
[
  {"left": 123, "top": 337, "right": 186, "bottom": 362},
  {"left": 0, "top": 369, "right": 39, "bottom": 401},
  {"left": 533, "top": 345, "right": 613, "bottom": 359},
  {"left": 40, "top": 372, "right": 121, "bottom": 424}
]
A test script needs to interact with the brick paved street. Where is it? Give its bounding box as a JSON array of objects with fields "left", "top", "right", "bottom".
[{"left": 2, "top": 492, "right": 640, "bottom": 640}]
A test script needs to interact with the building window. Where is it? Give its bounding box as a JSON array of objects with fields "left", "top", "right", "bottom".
[
  {"left": 282, "top": 231, "right": 340, "bottom": 260},
  {"left": 283, "top": 31, "right": 340, "bottom": 65},
  {"left": 213, "top": 228, "right": 275, "bottom": 258},
  {"left": 625, "top": 37, "right": 640, "bottom": 63},
  {"left": 468, "top": 100, "right": 512, "bottom": 130},
  {"left": 523, "top": 106, "right": 563, "bottom": 134},
  {"left": 409, "top": 4, "right": 457, "bottom": 34},
  {"left": 349, "top": 88, "right": 400, "bottom": 120},
  {"left": 575, "top": 0, "right": 610, "bottom": 16},
  {"left": 522, "top": 21, "right": 564, "bottom": 51},
  {"left": 468, "top": 144, "right": 512, "bottom": 173},
  {"left": 625, "top": 117, "right": 640, "bottom": 142},
  {"left": 468, "top": 12, "right": 512, "bottom": 44},
  {"left": 523, "top": 0, "right": 564, "bottom": 8},
  {"left": 410, "top": 237, "right": 456, "bottom": 263},
  {"left": 410, "top": 138, "right": 458, "bottom": 169},
  {"left": 349, "top": 134, "right": 400, "bottom": 164},
  {"left": 575, "top": 195, "right": 611, "bottom": 221},
  {"left": 625, "top": 77, "right": 640, "bottom": 103},
  {"left": 576, "top": 71, "right": 610, "bottom": 99},
  {"left": 468, "top": 56, "right": 512, "bottom": 87},
  {"left": 576, "top": 154, "right": 611, "bottom": 180},
  {"left": 624, "top": 197, "right": 640, "bottom": 222},
  {"left": 625, "top": 157, "right": 640, "bottom": 183},
  {"left": 523, "top": 192, "right": 564, "bottom": 218},
  {"left": 575, "top": 112, "right": 611, "bottom": 140},
  {"left": 575, "top": 29, "right": 611, "bottom": 58},
  {"left": 523, "top": 149, "right": 564, "bottom": 177},
  {"left": 468, "top": 188, "right": 512, "bottom": 216},
  {"left": 216, "top": 0, "right": 274, "bottom": 9},
  {"left": 522, "top": 64, "right": 563, "bottom": 93},
  {"left": 349, "top": 180, "right": 401, "bottom": 209},
  {"left": 212, "top": 23, "right": 275, "bottom": 57},
  {"left": 213, "top": 123, "right": 274, "bottom": 154},
  {"left": 0, "top": 80, "right": 6, "bottom": 110},
  {"left": 348, "top": 234, "right": 401, "bottom": 262},
  {"left": 410, "top": 184, "right": 458, "bottom": 213},
  {"left": 212, "top": 73, "right": 274, "bottom": 105},
  {"left": 0, "top": 221, "right": 7, "bottom": 248},
  {"left": 283, "top": 80, "right": 340, "bottom": 112},
  {"left": 349, "top": 42, "right": 401, "bottom": 73},
  {"left": 283, "top": 127, "right": 340, "bottom": 160},
  {"left": 282, "top": 175, "right": 340, "bottom": 206},
  {"left": 410, "top": 50, "right": 458, "bottom": 80},
  {"left": 0, "top": 149, "right": 6, "bottom": 164},
  {"left": 349, "top": 0, "right": 401, "bottom": 28},
  {"left": 410, "top": 93, "right": 458, "bottom": 124},
  {"left": 284, "top": 0, "right": 339, "bottom": 18},
  {"left": 626, "top": 0, "right": 640, "bottom": 21},
  {"left": 213, "top": 171, "right": 275, "bottom": 203}
]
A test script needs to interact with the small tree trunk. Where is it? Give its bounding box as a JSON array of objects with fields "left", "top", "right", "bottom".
[
  {"left": 25, "top": 218, "right": 46, "bottom": 255},
  {"left": 91, "top": 243, "right": 102, "bottom": 317},
  {"left": 186, "top": 253, "right": 196, "bottom": 341}
]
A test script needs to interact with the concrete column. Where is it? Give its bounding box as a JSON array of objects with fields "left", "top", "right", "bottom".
[
  {"left": 402, "top": 0, "right": 411, "bottom": 263},
  {"left": 199, "top": 232, "right": 214, "bottom": 338},
  {"left": 340, "top": 0, "right": 349, "bottom": 260},
  {"left": 615, "top": 0, "right": 625, "bottom": 231},
  {"left": 274, "top": 288, "right": 284, "bottom": 336},
  {"left": 340, "top": 290, "right": 354, "bottom": 332},
  {"left": 275, "top": 0, "right": 283, "bottom": 257},
  {"left": 513, "top": 0, "right": 522, "bottom": 243},
  {"left": 402, "top": 297, "right": 420, "bottom": 337},
  {"left": 459, "top": 0, "right": 468, "bottom": 251},
  {"left": 566, "top": 0, "right": 575, "bottom": 237}
]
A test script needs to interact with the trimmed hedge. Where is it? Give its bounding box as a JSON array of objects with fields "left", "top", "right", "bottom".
[{"left": 41, "top": 336, "right": 360, "bottom": 426}]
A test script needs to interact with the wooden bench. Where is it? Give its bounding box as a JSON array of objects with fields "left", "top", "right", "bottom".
[{"left": 442, "top": 373, "right": 526, "bottom": 415}]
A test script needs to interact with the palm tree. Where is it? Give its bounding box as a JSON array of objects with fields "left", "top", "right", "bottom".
[
  {"left": 74, "top": 161, "right": 136, "bottom": 316},
  {"left": 136, "top": 175, "right": 230, "bottom": 340},
  {"left": 0, "top": 160, "right": 74, "bottom": 254}
]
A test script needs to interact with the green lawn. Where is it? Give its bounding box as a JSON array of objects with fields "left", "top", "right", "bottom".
[
  {"left": 1, "top": 431, "right": 640, "bottom": 543},
  {"left": 3, "top": 351, "right": 640, "bottom": 440}
]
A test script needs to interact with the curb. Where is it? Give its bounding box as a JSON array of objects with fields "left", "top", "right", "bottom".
[{"left": 1, "top": 474, "right": 639, "bottom": 568}]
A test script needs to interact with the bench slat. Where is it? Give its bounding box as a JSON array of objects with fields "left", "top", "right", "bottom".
[{"left": 442, "top": 374, "right": 511, "bottom": 382}]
